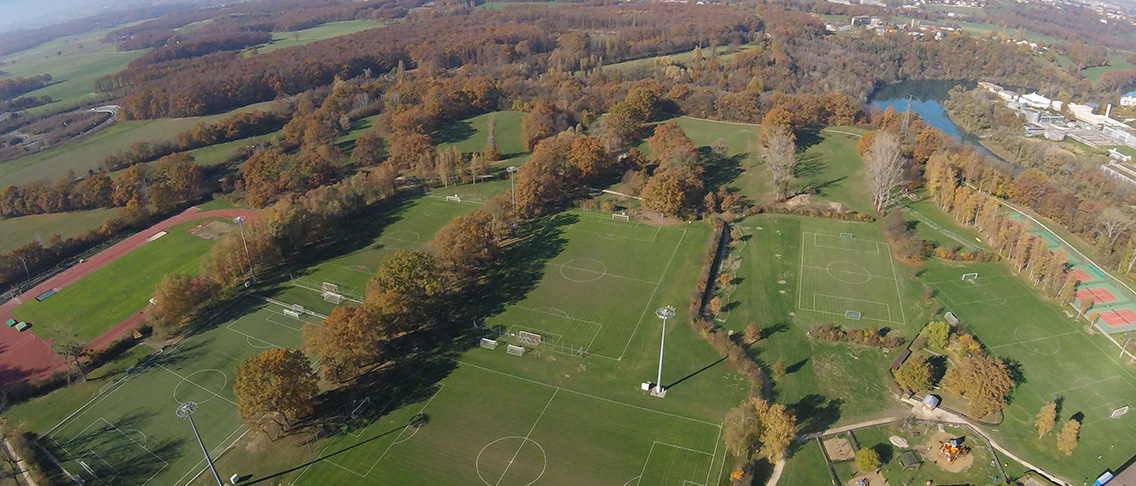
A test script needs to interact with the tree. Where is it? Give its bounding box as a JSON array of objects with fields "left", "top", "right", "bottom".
[
  {"left": 744, "top": 324, "right": 762, "bottom": 344},
  {"left": 367, "top": 250, "right": 445, "bottom": 326},
  {"left": 723, "top": 401, "right": 759, "bottom": 458},
  {"left": 234, "top": 348, "right": 318, "bottom": 431},
  {"left": 1036, "top": 401, "right": 1057, "bottom": 439},
  {"left": 923, "top": 321, "right": 952, "bottom": 349},
  {"left": 894, "top": 351, "right": 933, "bottom": 393},
  {"left": 761, "top": 124, "right": 797, "bottom": 201},
  {"left": 772, "top": 357, "right": 786, "bottom": 380},
  {"left": 1056, "top": 419, "right": 1080, "bottom": 456},
  {"left": 855, "top": 448, "right": 879, "bottom": 473},
  {"left": 432, "top": 210, "right": 500, "bottom": 278},
  {"left": 754, "top": 399, "right": 795, "bottom": 462},
  {"left": 483, "top": 112, "right": 501, "bottom": 162},
  {"left": 941, "top": 355, "right": 1014, "bottom": 418},
  {"left": 352, "top": 130, "right": 386, "bottom": 166},
  {"left": 1097, "top": 207, "right": 1130, "bottom": 248},
  {"left": 709, "top": 296, "right": 723, "bottom": 316},
  {"left": 521, "top": 100, "right": 556, "bottom": 151},
  {"left": 151, "top": 273, "right": 219, "bottom": 336},
  {"left": 303, "top": 305, "right": 387, "bottom": 383},
  {"left": 863, "top": 131, "right": 907, "bottom": 213},
  {"left": 641, "top": 168, "right": 702, "bottom": 217},
  {"left": 53, "top": 339, "right": 88, "bottom": 381}
]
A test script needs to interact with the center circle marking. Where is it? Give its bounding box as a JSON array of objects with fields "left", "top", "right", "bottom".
[
  {"left": 476, "top": 436, "right": 547, "bottom": 486},
  {"left": 560, "top": 258, "right": 607, "bottom": 283},
  {"left": 825, "top": 261, "right": 872, "bottom": 284},
  {"left": 173, "top": 369, "right": 228, "bottom": 405}
]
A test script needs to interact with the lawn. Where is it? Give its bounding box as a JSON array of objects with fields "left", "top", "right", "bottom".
[
  {"left": 253, "top": 20, "right": 389, "bottom": 55},
  {"left": 598, "top": 44, "right": 754, "bottom": 74},
  {"left": 1083, "top": 53, "right": 1136, "bottom": 82},
  {"left": 0, "top": 101, "right": 274, "bottom": 187},
  {"left": 185, "top": 130, "right": 280, "bottom": 167},
  {"left": 477, "top": 1, "right": 568, "bottom": 10},
  {"left": 723, "top": 216, "right": 933, "bottom": 430},
  {"left": 10, "top": 218, "right": 227, "bottom": 343},
  {"left": 38, "top": 296, "right": 312, "bottom": 486},
  {"left": 0, "top": 208, "right": 119, "bottom": 254},
  {"left": 435, "top": 110, "right": 528, "bottom": 166},
  {"left": 921, "top": 260, "right": 1136, "bottom": 481}
]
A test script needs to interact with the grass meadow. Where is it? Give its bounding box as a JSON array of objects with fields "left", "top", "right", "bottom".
[
  {"left": 253, "top": 20, "right": 389, "bottom": 55},
  {"left": 10, "top": 219, "right": 227, "bottom": 343},
  {"left": 0, "top": 208, "right": 119, "bottom": 253}
]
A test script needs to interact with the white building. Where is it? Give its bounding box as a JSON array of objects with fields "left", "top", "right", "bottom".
[
  {"left": 1020, "top": 92, "right": 1053, "bottom": 110},
  {"left": 1121, "top": 90, "right": 1136, "bottom": 107}
]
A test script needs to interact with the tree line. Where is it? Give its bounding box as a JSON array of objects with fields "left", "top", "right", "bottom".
[{"left": 0, "top": 75, "right": 51, "bottom": 101}]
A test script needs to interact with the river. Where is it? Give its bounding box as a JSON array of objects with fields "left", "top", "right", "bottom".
[{"left": 868, "top": 79, "right": 998, "bottom": 158}]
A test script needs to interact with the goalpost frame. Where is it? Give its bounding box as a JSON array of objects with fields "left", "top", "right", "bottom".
[
  {"left": 612, "top": 212, "right": 631, "bottom": 221},
  {"left": 961, "top": 273, "right": 979, "bottom": 281}
]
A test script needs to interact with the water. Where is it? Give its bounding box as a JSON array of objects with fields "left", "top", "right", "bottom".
[{"left": 868, "top": 79, "right": 997, "bottom": 158}]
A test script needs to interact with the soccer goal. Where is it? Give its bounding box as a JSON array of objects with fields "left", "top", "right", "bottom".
[
  {"left": 321, "top": 282, "right": 339, "bottom": 294},
  {"left": 961, "top": 273, "right": 979, "bottom": 282},
  {"left": 944, "top": 311, "right": 960, "bottom": 326},
  {"left": 612, "top": 212, "right": 630, "bottom": 222},
  {"left": 445, "top": 195, "right": 462, "bottom": 202},
  {"left": 840, "top": 233, "right": 854, "bottom": 239},
  {"left": 323, "top": 292, "right": 343, "bottom": 304},
  {"left": 283, "top": 309, "right": 302, "bottom": 319},
  {"left": 845, "top": 310, "right": 862, "bottom": 320},
  {"left": 480, "top": 338, "right": 499, "bottom": 350},
  {"left": 1112, "top": 406, "right": 1130, "bottom": 419},
  {"left": 290, "top": 303, "right": 305, "bottom": 313},
  {"left": 518, "top": 331, "right": 542, "bottom": 347},
  {"left": 507, "top": 345, "right": 526, "bottom": 356},
  {"left": 350, "top": 397, "right": 371, "bottom": 419}
]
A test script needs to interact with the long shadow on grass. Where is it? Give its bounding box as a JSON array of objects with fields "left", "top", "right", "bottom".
[
  {"left": 43, "top": 411, "right": 187, "bottom": 485},
  {"left": 284, "top": 194, "right": 418, "bottom": 273},
  {"left": 699, "top": 147, "right": 744, "bottom": 192}
]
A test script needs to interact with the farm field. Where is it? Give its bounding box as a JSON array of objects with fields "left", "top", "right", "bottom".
[
  {"left": 0, "top": 101, "right": 274, "bottom": 187},
  {"left": 0, "top": 28, "right": 141, "bottom": 116},
  {"left": 0, "top": 208, "right": 119, "bottom": 254},
  {"left": 10, "top": 218, "right": 228, "bottom": 343},
  {"left": 921, "top": 260, "right": 1136, "bottom": 480},
  {"left": 253, "top": 20, "right": 388, "bottom": 54}
]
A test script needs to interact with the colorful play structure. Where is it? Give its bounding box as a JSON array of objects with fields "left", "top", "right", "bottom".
[{"left": 940, "top": 438, "right": 967, "bottom": 463}]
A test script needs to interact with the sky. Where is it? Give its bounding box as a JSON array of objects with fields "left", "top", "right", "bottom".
[{"left": 0, "top": 0, "right": 165, "bottom": 35}]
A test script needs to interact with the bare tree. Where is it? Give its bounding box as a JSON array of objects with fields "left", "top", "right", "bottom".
[
  {"left": 863, "top": 131, "right": 907, "bottom": 213},
  {"left": 52, "top": 339, "right": 88, "bottom": 382},
  {"left": 761, "top": 125, "right": 797, "bottom": 201},
  {"left": 1098, "top": 207, "right": 1130, "bottom": 247}
]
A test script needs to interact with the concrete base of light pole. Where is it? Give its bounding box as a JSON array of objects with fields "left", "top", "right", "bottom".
[{"left": 649, "top": 385, "right": 667, "bottom": 398}]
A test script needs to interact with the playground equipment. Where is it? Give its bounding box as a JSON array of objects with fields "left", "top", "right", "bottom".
[{"left": 940, "top": 438, "right": 967, "bottom": 463}]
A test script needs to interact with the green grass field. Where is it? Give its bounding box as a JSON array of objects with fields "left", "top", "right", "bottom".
[
  {"left": 254, "top": 21, "right": 388, "bottom": 55},
  {"left": 10, "top": 218, "right": 227, "bottom": 343},
  {"left": 185, "top": 130, "right": 281, "bottom": 167},
  {"left": 39, "top": 296, "right": 313, "bottom": 486},
  {"left": 1, "top": 101, "right": 273, "bottom": 187},
  {"left": 598, "top": 44, "right": 754, "bottom": 74},
  {"left": 0, "top": 28, "right": 141, "bottom": 116},
  {"left": 0, "top": 208, "right": 119, "bottom": 253},
  {"left": 476, "top": 1, "right": 567, "bottom": 10},
  {"left": 1082, "top": 53, "right": 1136, "bottom": 81},
  {"left": 922, "top": 260, "right": 1136, "bottom": 480}
]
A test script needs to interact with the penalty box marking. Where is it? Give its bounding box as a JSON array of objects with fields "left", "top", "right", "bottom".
[
  {"left": 59, "top": 417, "right": 170, "bottom": 486},
  {"left": 635, "top": 441, "right": 717, "bottom": 486},
  {"left": 807, "top": 294, "right": 900, "bottom": 324},
  {"left": 807, "top": 232, "right": 883, "bottom": 255},
  {"left": 800, "top": 264, "right": 896, "bottom": 281}
]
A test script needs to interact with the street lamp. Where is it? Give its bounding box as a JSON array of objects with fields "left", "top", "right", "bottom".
[
  {"left": 176, "top": 402, "right": 224, "bottom": 486},
  {"left": 232, "top": 216, "right": 256, "bottom": 285},
  {"left": 652, "top": 305, "right": 675, "bottom": 398}
]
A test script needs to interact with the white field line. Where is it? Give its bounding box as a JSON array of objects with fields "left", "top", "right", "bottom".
[{"left": 618, "top": 229, "right": 687, "bottom": 361}]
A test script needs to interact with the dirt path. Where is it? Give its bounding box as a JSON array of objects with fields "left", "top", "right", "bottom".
[{"left": 0, "top": 207, "right": 257, "bottom": 386}]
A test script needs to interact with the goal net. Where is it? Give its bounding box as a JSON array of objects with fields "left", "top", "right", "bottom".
[
  {"left": 321, "top": 282, "right": 339, "bottom": 294},
  {"left": 350, "top": 397, "right": 371, "bottom": 420},
  {"left": 845, "top": 310, "right": 862, "bottom": 320},
  {"left": 1112, "top": 406, "right": 1129, "bottom": 419},
  {"left": 445, "top": 195, "right": 461, "bottom": 202},
  {"left": 518, "top": 331, "right": 542, "bottom": 347},
  {"left": 944, "top": 311, "right": 960, "bottom": 326},
  {"left": 480, "top": 338, "right": 499, "bottom": 350},
  {"left": 290, "top": 304, "right": 304, "bottom": 313},
  {"left": 961, "top": 273, "right": 979, "bottom": 281},
  {"left": 612, "top": 212, "right": 630, "bottom": 222},
  {"left": 840, "top": 233, "right": 854, "bottom": 239},
  {"left": 283, "top": 309, "right": 302, "bottom": 319},
  {"left": 323, "top": 292, "right": 343, "bottom": 304},
  {"left": 507, "top": 344, "right": 526, "bottom": 356}
]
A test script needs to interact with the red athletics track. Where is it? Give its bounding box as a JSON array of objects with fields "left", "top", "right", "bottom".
[{"left": 0, "top": 207, "right": 257, "bottom": 387}]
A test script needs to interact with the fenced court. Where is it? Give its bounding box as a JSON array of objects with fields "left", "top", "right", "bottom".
[
  {"left": 923, "top": 262, "right": 1136, "bottom": 468},
  {"left": 39, "top": 296, "right": 315, "bottom": 486},
  {"left": 796, "top": 231, "right": 907, "bottom": 325},
  {"left": 291, "top": 363, "right": 724, "bottom": 486},
  {"left": 485, "top": 212, "right": 691, "bottom": 360}
]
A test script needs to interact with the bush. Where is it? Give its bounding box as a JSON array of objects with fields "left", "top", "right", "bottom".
[
  {"left": 811, "top": 324, "right": 905, "bottom": 349},
  {"left": 855, "top": 447, "right": 880, "bottom": 473}
]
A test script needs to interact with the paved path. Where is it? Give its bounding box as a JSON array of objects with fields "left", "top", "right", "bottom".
[{"left": 0, "top": 207, "right": 257, "bottom": 386}]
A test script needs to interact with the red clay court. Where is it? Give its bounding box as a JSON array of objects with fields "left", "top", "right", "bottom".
[
  {"left": 1076, "top": 287, "right": 1119, "bottom": 304},
  {"left": 1068, "top": 269, "right": 1093, "bottom": 282},
  {"left": 0, "top": 207, "right": 257, "bottom": 386},
  {"left": 1098, "top": 309, "right": 1136, "bottom": 328}
]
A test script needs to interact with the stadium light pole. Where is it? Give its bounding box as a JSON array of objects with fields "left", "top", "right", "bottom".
[
  {"left": 232, "top": 216, "right": 257, "bottom": 284},
  {"left": 507, "top": 166, "right": 518, "bottom": 220},
  {"left": 653, "top": 305, "right": 675, "bottom": 398},
  {"left": 16, "top": 257, "right": 29, "bottom": 278},
  {"left": 177, "top": 402, "right": 224, "bottom": 486}
]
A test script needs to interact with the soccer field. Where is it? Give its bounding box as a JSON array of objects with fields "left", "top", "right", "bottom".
[
  {"left": 290, "top": 363, "right": 724, "bottom": 486},
  {"left": 40, "top": 297, "right": 317, "bottom": 486},
  {"left": 484, "top": 211, "right": 689, "bottom": 360},
  {"left": 796, "top": 227, "right": 907, "bottom": 326},
  {"left": 11, "top": 218, "right": 225, "bottom": 343},
  {"left": 924, "top": 261, "right": 1136, "bottom": 477}
]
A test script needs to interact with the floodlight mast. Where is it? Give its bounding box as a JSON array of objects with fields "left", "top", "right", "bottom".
[
  {"left": 654, "top": 305, "right": 676, "bottom": 397},
  {"left": 507, "top": 166, "right": 518, "bottom": 222},
  {"left": 177, "top": 402, "right": 224, "bottom": 486},
  {"left": 233, "top": 216, "right": 257, "bottom": 284}
]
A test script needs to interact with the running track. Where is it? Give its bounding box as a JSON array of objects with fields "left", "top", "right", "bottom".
[{"left": 0, "top": 207, "right": 257, "bottom": 386}]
